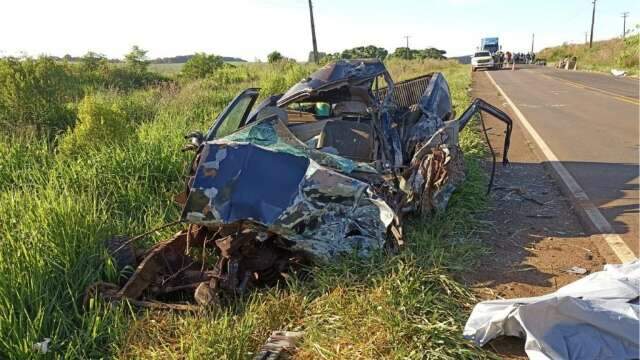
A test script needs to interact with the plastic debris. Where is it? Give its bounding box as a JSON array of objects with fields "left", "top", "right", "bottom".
[
  {"left": 255, "top": 331, "right": 304, "bottom": 360},
  {"left": 611, "top": 69, "right": 627, "bottom": 77},
  {"left": 565, "top": 266, "right": 588, "bottom": 275},
  {"left": 32, "top": 338, "right": 51, "bottom": 354}
]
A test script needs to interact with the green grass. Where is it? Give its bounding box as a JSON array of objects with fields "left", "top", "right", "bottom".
[
  {"left": 537, "top": 33, "right": 640, "bottom": 75},
  {"left": 0, "top": 60, "right": 493, "bottom": 359}
]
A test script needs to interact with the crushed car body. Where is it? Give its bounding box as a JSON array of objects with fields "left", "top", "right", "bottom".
[{"left": 92, "top": 59, "right": 513, "bottom": 306}]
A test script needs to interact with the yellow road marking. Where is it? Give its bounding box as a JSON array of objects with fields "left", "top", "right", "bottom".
[{"left": 540, "top": 73, "right": 639, "bottom": 105}]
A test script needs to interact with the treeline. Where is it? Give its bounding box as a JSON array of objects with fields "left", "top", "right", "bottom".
[
  {"left": 45, "top": 54, "right": 246, "bottom": 64},
  {"left": 152, "top": 55, "right": 246, "bottom": 64},
  {"left": 308, "top": 45, "right": 447, "bottom": 63}
]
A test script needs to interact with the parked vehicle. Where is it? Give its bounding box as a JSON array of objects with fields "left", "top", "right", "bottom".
[
  {"left": 471, "top": 51, "right": 496, "bottom": 71},
  {"left": 479, "top": 37, "right": 503, "bottom": 69}
]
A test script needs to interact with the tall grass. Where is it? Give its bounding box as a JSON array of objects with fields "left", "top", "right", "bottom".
[
  {"left": 0, "top": 60, "right": 492, "bottom": 359},
  {"left": 537, "top": 34, "right": 640, "bottom": 75}
]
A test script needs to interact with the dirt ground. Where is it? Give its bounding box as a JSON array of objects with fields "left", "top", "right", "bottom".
[{"left": 462, "top": 70, "right": 608, "bottom": 359}]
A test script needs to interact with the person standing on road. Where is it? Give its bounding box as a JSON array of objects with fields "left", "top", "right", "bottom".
[{"left": 505, "top": 51, "right": 512, "bottom": 68}]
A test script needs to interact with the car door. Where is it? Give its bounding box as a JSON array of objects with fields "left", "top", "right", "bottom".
[{"left": 205, "top": 88, "right": 260, "bottom": 141}]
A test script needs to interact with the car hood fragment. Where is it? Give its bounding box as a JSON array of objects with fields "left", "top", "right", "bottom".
[{"left": 182, "top": 117, "right": 393, "bottom": 261}]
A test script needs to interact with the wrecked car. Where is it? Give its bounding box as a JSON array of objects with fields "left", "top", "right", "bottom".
[{"left": 91, "top": 59, "right": 513, "bottom": 307}]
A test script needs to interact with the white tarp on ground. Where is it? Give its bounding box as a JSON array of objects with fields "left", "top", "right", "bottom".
[
  {"left": 464, "top": 261, "right": 640, "bottom": 360},
  {"left": 611, "top": 69, "right": 627, "bottom": 77}
]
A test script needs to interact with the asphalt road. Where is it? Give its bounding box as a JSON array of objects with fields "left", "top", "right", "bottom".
[{"left": 485, "top": 66, "right": 639, "bottom": 256}]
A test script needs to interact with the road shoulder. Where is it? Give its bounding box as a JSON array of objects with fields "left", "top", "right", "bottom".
[{"left": 462, "top": 70, "right": 607, "bottom": 359}]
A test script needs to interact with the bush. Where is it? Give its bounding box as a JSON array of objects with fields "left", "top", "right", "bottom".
[
  {"left": 260, "top": 62, "right": 312, "bottom": 96},
  {"left": 80, "top": 51, "right": 109, "bottom": 72},
  {"left": 207, "top": 64, "right": 256, "bottom": 85},
  {"left": 124, "top": 45, "right": 150, "bottom": 74},
  {"left": 267, "top": 51, "right": 284, "bottom": 63},
  {"left": 0, "top": 57, "right": 81, "bottom": 133},
  {"left": 617, "top": 33, "right": 639, "bottom": 69},
  {"left": 58, "top": 94, "right": 131, "bottom": 156},
  {"left": 181, "top": 53, "right": 224, "bottom": 80}
]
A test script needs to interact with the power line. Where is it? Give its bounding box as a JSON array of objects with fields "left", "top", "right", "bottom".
[
  {"left": 621, "top": 12, "right": 630, "bottom": 39},
  {"left": 589, "top": 0, "right": 596, "bottom": 48}
]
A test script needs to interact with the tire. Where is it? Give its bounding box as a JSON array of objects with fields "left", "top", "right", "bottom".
[
  {"left": 472, "top": 67, "right": 477, "bottom": 72},
  {"left": 105, "top": 235, "right": 137, "bottom": 273}
]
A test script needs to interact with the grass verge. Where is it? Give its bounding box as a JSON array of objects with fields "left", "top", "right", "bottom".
[{"left": 537, "top": 34, "right": 640, "bottom": 76}]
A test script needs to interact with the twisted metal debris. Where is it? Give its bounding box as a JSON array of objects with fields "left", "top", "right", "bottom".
[{"left": 90, "top": 59, "right": 513, "bottom": 308}]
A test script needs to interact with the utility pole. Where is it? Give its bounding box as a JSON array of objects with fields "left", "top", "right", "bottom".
[
  {"left": 404, "top": 35, "right": 410, "bottom": 59},
  {"left": 584, "top": 32, "right": 588, "bottom": 45},
  {"left": 308, "top": 0, "right": 319, "bottom": 64},
  {"left": 589, "top": 0, "right": 596, "bottom": 48},
  {"left": 531, "top": 33, "right": 535, "bottom": 53},
  {"left": 622, "top": 12, "right": 630, "bottom": 38}
]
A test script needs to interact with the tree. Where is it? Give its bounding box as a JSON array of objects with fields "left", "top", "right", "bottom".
[
  {"left": 389, "top": 47, "right": 447, "bottom": 60},
  {"left": 125, "top": 45, "right": 150, "bottom": 73},
  {"left": 267, "top": 51, "right": 284, "bottom": 63},
  {"left": 420, "top": 47, "right": 447, "bottom": 60},
  {"left": 181, "top": 53, "right": 224, "bottom": 79},
  {"left": 340, "top": 45, "right": 388, "bottom": 60},
  {"left": 80, "top": 51, "right": 107, "bottom": 72}
]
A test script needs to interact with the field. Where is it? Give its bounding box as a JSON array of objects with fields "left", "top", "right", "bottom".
[
  {"left": 0, "top": 57, "right": 493, "bottom": 358},
  {"left": 148, "top": 63, "right": 184, "bottom": 75},
  {"left": 537, "top": 33, "right": 640, "bottom": 75}
]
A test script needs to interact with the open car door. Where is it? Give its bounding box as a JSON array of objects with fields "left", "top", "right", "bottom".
[{"left": 205, "top": 88, "right": 260, "bottom": 141}]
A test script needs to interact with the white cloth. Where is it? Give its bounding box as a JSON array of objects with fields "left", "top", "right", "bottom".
[
  {"left": 611, "top": 69, "right": 627, "bottom": 77},
  {"left": 464, "top": 261, "right": 640, "bottom": 360}
]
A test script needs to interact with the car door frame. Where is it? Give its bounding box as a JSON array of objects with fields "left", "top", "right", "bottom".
[{"left": 205, "top": 88, "right": 260, "bottom": 141}]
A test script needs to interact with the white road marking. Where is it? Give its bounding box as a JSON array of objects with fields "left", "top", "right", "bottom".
[
  {"left": 519, "top": 103, "right": 566, "bottom": 109},
  {"left": 485, "top": 71, "right": 637, "bottom": 263}
]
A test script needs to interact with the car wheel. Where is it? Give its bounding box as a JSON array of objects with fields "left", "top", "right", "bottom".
[{"left": 105, "top": 235, "right": 137, "bottom": 275}]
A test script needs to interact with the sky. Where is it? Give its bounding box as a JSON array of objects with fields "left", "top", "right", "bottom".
[{"left": 1, "top": 0, "right": 638, "bottom": 61}]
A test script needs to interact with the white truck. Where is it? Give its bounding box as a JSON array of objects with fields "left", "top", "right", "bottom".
[{"left": 471, "top": 51, "right": 495, "bottom": 72}]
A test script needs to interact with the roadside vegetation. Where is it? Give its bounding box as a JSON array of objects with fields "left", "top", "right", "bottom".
[
  {"left": 537, "top": 30, "right": 640, "bottom": 75},
  {"left": 0, "top": 48, "right": 492, "bottom": 358}
]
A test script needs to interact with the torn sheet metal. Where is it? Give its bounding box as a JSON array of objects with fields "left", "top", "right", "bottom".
[
  {"left": 277, "top": 59, "right": 387, "bottom": 107},
  {"left": 255, "top": 331, "right": 304, "bottom": 360},
  {"left": 182, "top": 118, "right": 393, "bottom": 261},
  {"left": 464, "top": 261, "right": 640, "bottom": 360}
]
